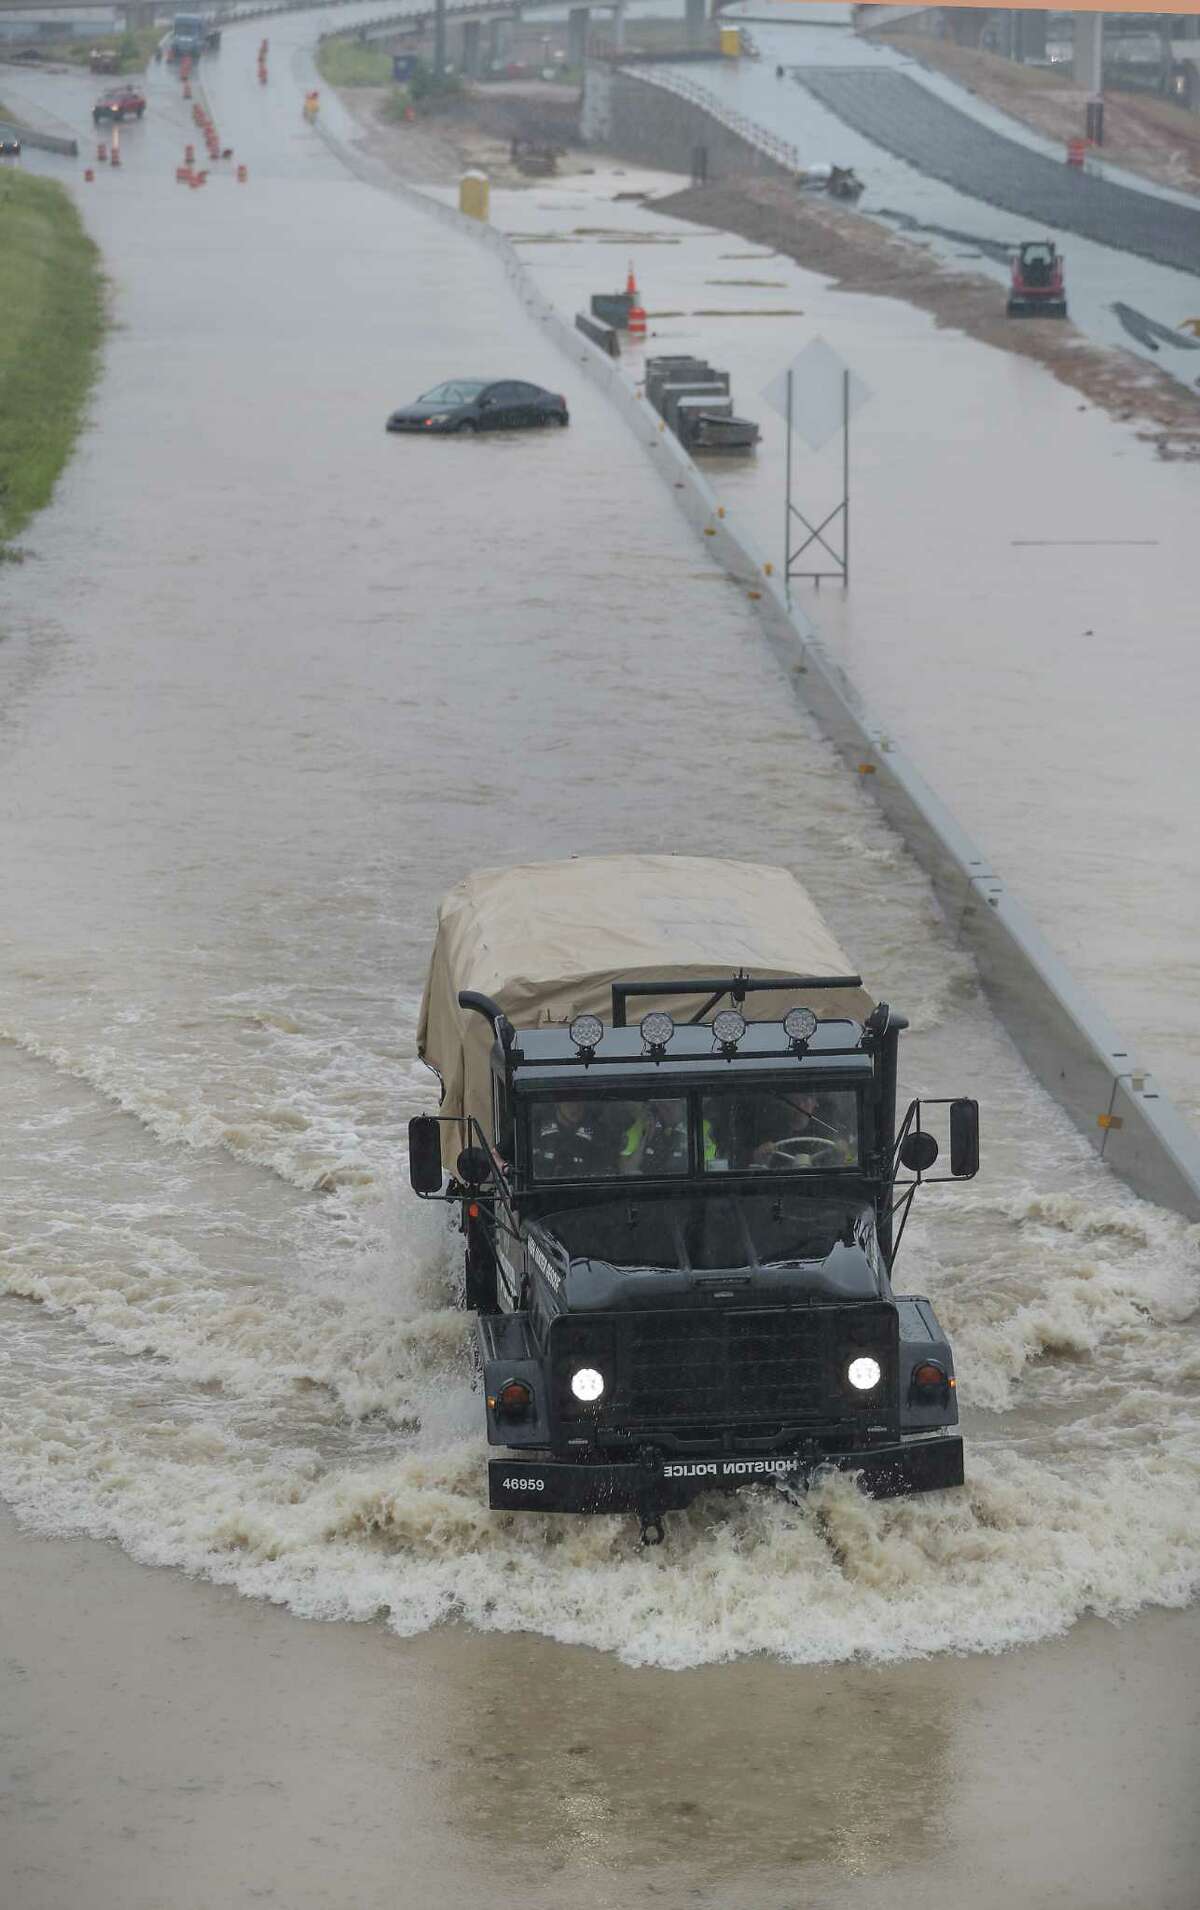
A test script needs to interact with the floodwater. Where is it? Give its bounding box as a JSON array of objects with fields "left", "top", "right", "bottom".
[
  {"left": 442, "top": 172, "right": 1200, "bottom": 1122},
  {"left": 1, "top": 12, "right": 1198, "bottom": 1907}
]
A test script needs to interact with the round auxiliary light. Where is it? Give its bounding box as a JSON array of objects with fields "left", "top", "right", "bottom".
[
  {"left": 784, "top": 1006, "right": 818, "bottom": 1046},
  {"left": 847, "top": 1356, "right": 882, "bottom": 1392},
  {"left": 570, "top": 1367, "right": 605, "bottom": 1403},
  {"left": 712, "top": 1009, "right": 747, "bottom": 1047},
  {"left": 569, "top": 1012, "right": 604, "bottom": 1051},
  {"left": 640, "top": 1011, "right": 675, "bottom": 1049}
]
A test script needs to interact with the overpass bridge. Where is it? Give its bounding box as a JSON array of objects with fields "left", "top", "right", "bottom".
[{"left": 0, "top": 0, "right": 726, "bottom": 54}]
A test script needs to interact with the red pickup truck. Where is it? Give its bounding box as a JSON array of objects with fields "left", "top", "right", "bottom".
[{"left": 92, "top": 86, "right": 146, "bottom": 123}]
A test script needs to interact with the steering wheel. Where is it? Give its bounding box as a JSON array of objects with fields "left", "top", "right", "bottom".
[{"left": 763, "top": 1134, "right": 841, "bottom": 1168}]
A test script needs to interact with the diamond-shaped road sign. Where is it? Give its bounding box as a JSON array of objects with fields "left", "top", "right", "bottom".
[{"left": 762, "top": 337, "right": 872, "bottom": 451}]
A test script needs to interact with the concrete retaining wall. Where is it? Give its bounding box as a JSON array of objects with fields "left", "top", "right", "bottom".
[
  {"left": 582, "top": 62, "right": 788, "bottom": 182},
  {"left": 313, "top": 110, "right": 1200, "bottom": 1222}
]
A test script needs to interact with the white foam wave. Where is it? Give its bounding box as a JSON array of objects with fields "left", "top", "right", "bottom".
[{"left": 0, "top": 1389, "right": 1196, "bottom": 1669}]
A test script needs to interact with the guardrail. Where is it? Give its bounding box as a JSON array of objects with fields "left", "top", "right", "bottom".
[
  {"left": 622, "top": 64, "right": 809, "bottom": 177},
  {"left": 217, "top": 0, "right": 519, "bottom": 30}
]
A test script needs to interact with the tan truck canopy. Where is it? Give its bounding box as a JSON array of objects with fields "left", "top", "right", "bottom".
[{"left": 417, "top": 856, "right": 874, "bottom": 1140}]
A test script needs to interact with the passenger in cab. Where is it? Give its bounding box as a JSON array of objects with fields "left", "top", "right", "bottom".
[
  {"left": 620, "top": 1099, "right": 699, "bottom": 1176},
  {"left": 533, "top": 1100, "right": 605, "bottom": 1180}
]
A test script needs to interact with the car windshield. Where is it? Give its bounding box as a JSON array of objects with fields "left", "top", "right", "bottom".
[
  {"left": 701, "top": 1085, "right": 860, "bottom": 1171},
  {"left": 529, "top": 1095, "right": 689, "bottom": 1182},
  {"left": 416, "top": 380, "right": 486, "bottom": 406}
]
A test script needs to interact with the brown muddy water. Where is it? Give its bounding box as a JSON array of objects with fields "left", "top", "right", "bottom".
[{"left": 1, "top": 13, "right": 1198, "bottom": 1908}]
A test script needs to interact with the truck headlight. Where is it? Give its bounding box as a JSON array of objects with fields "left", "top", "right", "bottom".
[
  {"left": 847, "top": 1356, "right": 882, "bottom": 1391},
  {"left": 570, "top": 1367, "right": 605, "bottom": 1402}
]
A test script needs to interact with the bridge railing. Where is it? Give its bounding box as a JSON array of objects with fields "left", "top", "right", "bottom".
[{"left": 623, "top": 63, "right": 806, "bottom": 175}]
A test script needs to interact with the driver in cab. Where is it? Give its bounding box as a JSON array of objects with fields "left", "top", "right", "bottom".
[{"left": 749, "top": 1091, "right": 852, "bottom": 1168}]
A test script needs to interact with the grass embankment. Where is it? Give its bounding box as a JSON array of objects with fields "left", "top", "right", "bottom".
[
  {"left": 316, "top": 38, "right": 395, "bottom": 87},
  {"left": 317, "top": 37, "right": 468, "bottom": 120},
  {"left": 59, "top": 26, "right": 162, "bottom": 72},
  {"left": 0, "top": 171, "right": 105, "bottom": 558}
]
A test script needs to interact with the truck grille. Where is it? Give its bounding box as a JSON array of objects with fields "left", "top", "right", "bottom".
[
  {"left": 613, "top": 1304, "right": 897, "bottom": 1427},
  {"left": 626, "top": 1312, "right": 824, "bottom": 1419}
]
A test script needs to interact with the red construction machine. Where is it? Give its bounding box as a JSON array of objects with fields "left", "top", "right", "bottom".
[{"left": 1007, "top": 240, "right": 1068, "bottom": 319}]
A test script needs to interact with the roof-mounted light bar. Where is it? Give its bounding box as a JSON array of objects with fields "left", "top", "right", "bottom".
[
  {"left": 611, "top": 972, "right": 863, "bottom": 1027},
  {"left": 569, "top": 1013, "right": 604, "bottom": 1060},
  {"left": 784, "top": 1006, "right": 819, "bottom": 1055},
  {"left": 640, "top": 1011, "right": 675, "bottom": 1060},
  {"left": 712, "top": 1009, "right": 746, "bottom": 1058}
]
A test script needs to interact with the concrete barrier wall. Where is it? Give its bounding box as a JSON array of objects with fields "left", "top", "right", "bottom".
[
  {"left": 574, "top": 310, "right": 620, "bottom": 356},
  {"left": 313, "top": 113, "right": 1200, "bottom": 1222}
]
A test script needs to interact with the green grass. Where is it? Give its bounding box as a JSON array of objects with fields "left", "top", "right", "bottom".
[
  {"left": 316, "top": 38, "right": 395, "bottom": 87},
  {"left": 0, "top": 171, "right": 105, "bottom": 557},
  {"left": 60, "top": 27, "right": 162, "bottom": 72}
]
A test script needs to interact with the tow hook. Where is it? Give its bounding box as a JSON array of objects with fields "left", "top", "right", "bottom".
[{"left": 636, "top": 1445, "right": 666, "bottom": 1546}]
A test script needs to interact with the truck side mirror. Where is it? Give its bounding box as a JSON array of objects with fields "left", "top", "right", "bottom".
[
  {"left": 899, "top": 1130, "right": 938, "bottom": 1173},
  {"left": 950, "top": 1099, "right": 980, "bottom": 1178},
  {"left": 408, "top": 1115, "right": 443, "bottom": 1194}
]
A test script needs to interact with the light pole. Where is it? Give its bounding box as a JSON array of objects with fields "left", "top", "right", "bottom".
[{"left": 434, "top": 0, "right": 446, "bottom": 80}]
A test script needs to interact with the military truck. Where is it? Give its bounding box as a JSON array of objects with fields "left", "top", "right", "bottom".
[
  {"left": 169, "top": 12, "right": 222, "bottom": 59},
  {"left": 409, "top": 857, "right": 978, "bottom": 1542}
]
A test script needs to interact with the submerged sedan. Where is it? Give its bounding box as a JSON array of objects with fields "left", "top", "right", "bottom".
[{"left": 386, "top": 378, "right": 569, "bottom": 435}]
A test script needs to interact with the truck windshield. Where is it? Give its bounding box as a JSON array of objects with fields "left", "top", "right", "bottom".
[
  {"left": 530, "top": 1095, "right": 689, "bottom": 1182},
  {"left": 527, "top": 1086, "right": 859, "bottom": 1182},
  {"left": 701, "top": 1085, "right": 859, "bottom": 1171}
]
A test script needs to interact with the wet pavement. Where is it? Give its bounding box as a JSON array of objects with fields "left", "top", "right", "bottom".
[
  {"left": 795, "top": 64, "right": 1200, "bottom": 276},
  {"left": 650, "top": 6, "right": 1200, "bottom": 388},
  {"left": 407, "top": 164, "right": 1200, "bottom": 1126}
]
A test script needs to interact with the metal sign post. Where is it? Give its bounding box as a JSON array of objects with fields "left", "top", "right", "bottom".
[
  {"left": 784, "top": 367, "right": 851, "bottom": 595},
  {"left": 765, "top": 341, "right": 870, "bottom": 599}
]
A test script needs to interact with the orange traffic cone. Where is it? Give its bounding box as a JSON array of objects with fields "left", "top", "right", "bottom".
[{"left": 626, "top": 260, "right": 646, "bottom": 334}]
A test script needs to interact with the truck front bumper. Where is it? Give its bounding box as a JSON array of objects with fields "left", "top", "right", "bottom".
[{"left": 489, "top": 1434, "right": 963, "bottom": 1513}]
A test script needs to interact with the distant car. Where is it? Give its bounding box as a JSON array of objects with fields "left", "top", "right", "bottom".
[
  {"left": 0, "top": 134, "right": 20, "bottom": 158},
  {"left": 386, "top": 379, "right": 570, "bottom": 435},
  {"left": 93, "top": 86, "right": 146, "bottom": 123}
]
